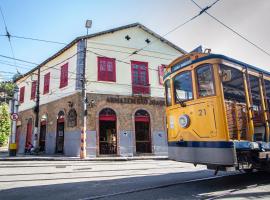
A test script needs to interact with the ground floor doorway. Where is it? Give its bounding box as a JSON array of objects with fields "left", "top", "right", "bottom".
[
  {"left": 25, "top": 118, "right": 32, "bottom": 149},
  {"left": 39, "top": 122, "right": 46, "bottom": 152},
  {"left": 135, "top": 110, "right": 151, "bottom": 154},
  {"left": 99, "top": 108, "right": 117, "bottom": 155},
  {"left": 56, "top": 111, "right": 65, "bottom": 154}
]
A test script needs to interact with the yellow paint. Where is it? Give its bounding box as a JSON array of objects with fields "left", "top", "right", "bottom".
[
  {"left": 9, "top": 143, "right": 17, "bottom": 150},
  {"left": 259, "top": 77, "right": 270, "bottom": 142},
  {"left": 165, "top": 52, "right": 270, "bottom": 143}
]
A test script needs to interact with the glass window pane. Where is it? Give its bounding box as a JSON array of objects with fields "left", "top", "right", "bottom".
[
  {"left": 173, "top": 71, "right": 193, "bottom": 102},
  {"left": 165, "top": 80, "right": 172, "bottom": 106},
  {"left": 196, "top": 64, "right": 215, "bottom": 97}
]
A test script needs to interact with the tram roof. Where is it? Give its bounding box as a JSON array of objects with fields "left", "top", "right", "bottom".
[{"left": 165, "top": 53, "right": 270, "bottom": 79}]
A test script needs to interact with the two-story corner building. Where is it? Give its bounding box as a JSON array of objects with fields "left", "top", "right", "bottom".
[{"left": 15, "top": 23, "right": 185, "bottom": 157}]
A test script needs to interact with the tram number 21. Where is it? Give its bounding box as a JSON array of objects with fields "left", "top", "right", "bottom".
[{"left": 198, "top": 109, "right": 207, "bottom": 116}]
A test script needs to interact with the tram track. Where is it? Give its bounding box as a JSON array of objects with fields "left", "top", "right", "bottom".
[{"left": 78, "top": 172, "right": 240, "bottom": 200}]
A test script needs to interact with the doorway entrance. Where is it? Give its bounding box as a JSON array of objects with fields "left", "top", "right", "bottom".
[
  {"left": 135, "top": 110, "right": 151, "bottom": 154},
  {"left": 56, "top": 111, "right": 65, "bottom": 154},
  {"left": 25, "top": 118, "right": 32, "bottom": 149},
  {"left": 39, "top": 120, "right": 46, "bottom": 152},
  {"left": 99, "top": 108, "right": 117, "bottom": 155}
]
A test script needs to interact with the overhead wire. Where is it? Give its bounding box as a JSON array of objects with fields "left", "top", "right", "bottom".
[
  {"left": 0, "top": 34, "right": 67, "bottom": 45},
  {"left": 119, "top": 0, "right": 221, "bottom": 62},
  {"left": 190, "top": 0, "right": 270, "bottom": 57},
  {"left": 0, "top": 5, "right": 18, "bottom": 71}
]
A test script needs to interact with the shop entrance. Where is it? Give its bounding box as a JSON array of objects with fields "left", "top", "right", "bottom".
[
  {"left": 56, "top": 111, "right": 65, "bottom": 154},
  {"left": 99, "top": 108, "right": 117, "bottom": 155},
  {"left": 135, "top": 110, "right": 151, "bottom": 154},
  {"left": 39, "top": 121, "right": 46, "bottom": 152},
  {"left": 25, "top": 118, "right": 32, "bottom": 149}
]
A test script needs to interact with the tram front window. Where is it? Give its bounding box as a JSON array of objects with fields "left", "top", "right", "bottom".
[
  {"left": 173, "top": 71, "right": 193, "bottom": 104},
  {"left": 196, "top": 64, "right": 215, "bottom": 97}
]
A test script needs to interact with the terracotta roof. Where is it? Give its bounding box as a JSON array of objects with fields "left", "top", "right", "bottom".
[{"left": 15, "top": 22, "right": 186, "bottom": 82}]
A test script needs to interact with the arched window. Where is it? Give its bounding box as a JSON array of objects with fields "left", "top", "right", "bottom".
[
  {"left": 135, "top": 109, "right": 150, "bottom": 122},
  {"left": 67, "top": 109, "right": 77, "bottom": 127},
  {"left": 99, "top": 108, "right": 116, "bottom": 121},
  {"left": 57, "top": 111, "right": 65, "bottom": 123}
]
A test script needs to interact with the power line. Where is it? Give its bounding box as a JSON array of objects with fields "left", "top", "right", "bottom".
[
  {"left": 120, "top": 0, "right": 221, "bottom": 61},
  {"left": 0, "top": 5, "right": 18, "bottom": 70},
  {"left": 190, "top": 0, "right": 270, "bottom": 57},
  {"left": 0, "top": 34, "right": 67, "bottom": 45}
]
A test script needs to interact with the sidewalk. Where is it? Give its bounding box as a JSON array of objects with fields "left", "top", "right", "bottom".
[{"left": 0, "top": 147, "right": 168, "bottom": 161}]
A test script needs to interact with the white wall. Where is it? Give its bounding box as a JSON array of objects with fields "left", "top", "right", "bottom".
[
  {"left": 17, "top": 44, "right": 78, "bottom": 112},
  {"left": 85, "top": 26, "right": 182, "bottom": 97},
  {"left": 17, "top": 25, "right": 184, "bottom": 112}
]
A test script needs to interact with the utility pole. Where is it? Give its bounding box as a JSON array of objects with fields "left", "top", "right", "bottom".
[
  {"left": 33, "top": 68, "right": 40, "bottom": 149},
  {"left": 80, "top": 20, "right": 92, "bottom": 159},
  {"left": 80, "top": 39, "right": 87, "bottom": 159},
  {"left": 9, "top": 85, "right": 19, "bottom": 156}
]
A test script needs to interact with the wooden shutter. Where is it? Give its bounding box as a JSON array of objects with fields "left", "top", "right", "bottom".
[
  {"left": 158, "top": 65, "right": 165, "bottom": 85},
  {"left": 43, "top": 72, "right": 50, "bottom": 94},
  {"left": 131, "top": 61, "right": 149, "bottom": 94},
  {"left": 60, "top": 63, "right": 68, "bottom": 88},
  {"left": 19, "top": 86, "right": 25, "bottom": 103},
  {"left": 30, "top": 81, "right": 37, "bottom": 100},
  {"left": 98, "top": 57, "right": 116, "bottom": 82}
]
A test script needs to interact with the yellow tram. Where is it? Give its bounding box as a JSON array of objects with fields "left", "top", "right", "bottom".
[{"left": 164, "top": 52, "right": 270, "bottom": 172}]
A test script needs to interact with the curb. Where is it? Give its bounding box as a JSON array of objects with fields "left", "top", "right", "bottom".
[{"left": 0, "top": 156, "right": 168, "bottom": 162}]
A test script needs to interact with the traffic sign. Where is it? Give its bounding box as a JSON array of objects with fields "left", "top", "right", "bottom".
[{"left": 10, "top": 113, "right": 19, "bottom": 121}]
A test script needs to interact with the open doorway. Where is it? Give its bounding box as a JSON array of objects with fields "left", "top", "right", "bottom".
[
  {"left": 99, "top": 108, "right": 117, "bottom": 155},
  {"left": 56, "top": 111, "right": 65, "bottom": 154},
  {"left": 39, "top": 120, "right": 46, "bottom": 152},
  {"left": 25, "top": 118, "right": 33, "bottom": 150},
  {"left": 135, "top": 110, "right": 151, "bottom": 154}
]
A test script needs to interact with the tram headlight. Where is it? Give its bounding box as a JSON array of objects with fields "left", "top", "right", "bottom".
[{"left": 179, "top": 114, "right": 190, "bottom": 128}]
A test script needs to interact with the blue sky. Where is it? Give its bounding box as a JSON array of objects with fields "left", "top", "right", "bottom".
[{"left": 0, "top": 0, "right": 270, "bottom": 80}]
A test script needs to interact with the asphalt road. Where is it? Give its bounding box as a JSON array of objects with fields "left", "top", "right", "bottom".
[{"left": 0, "top": 160, "right": 269, "bottom": 200}]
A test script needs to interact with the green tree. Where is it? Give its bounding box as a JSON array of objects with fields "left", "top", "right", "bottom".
[
  {"left": 0, "top": 81, "right": 15, "bottom": 103},
  {"left": 0, "top": 103, "right": 11, "bottom": 146}
]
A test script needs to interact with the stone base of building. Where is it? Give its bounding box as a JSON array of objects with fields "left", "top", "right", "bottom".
[{"left": 16, "top": 92, "right": 168, "bottom": 157}]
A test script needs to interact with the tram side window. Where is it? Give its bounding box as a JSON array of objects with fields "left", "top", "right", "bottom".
[
  {"left": 265, "top": 80, "right": 270, "bottom": 113},
  {"left": 165, "top": 80, "right": 172, "bottom": 106},
  {"left": 196, "top": 64, "right": 215, "bottom": 97},
  {"left": 173, "top": 71, "right": 193, "bottom": 103}
]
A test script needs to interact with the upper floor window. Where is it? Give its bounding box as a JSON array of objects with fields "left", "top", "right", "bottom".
[
  {"left": 131, "top": 61, "right": 149, "bottom": 94},
  {"left": 43, "top": 72, "right": 50, "bottom": 94},
  {"left": 60, "top": 63, "right": 68, "bottom": 88},
  {"left": 19, "top": 86, "right": 25, "bottom": 103},
  {"left": 30, "top": 81, "right": 37, "bottom": 100},
  {"left": 98, "top": 57, "right": 116, "bottom": 82},
  {"left": 196, "top": 64, "right": 215, "bottom": 97},
  {"left": 158, "top": 65, "right": 166, "bottom": 85},
  {"left": 173, "top": 71, "right": 193, "bottom": 103}
]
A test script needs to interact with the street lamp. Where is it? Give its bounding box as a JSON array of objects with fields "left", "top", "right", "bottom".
[{"left": 85, "top": 20, "right": 92, "bottom": 35}]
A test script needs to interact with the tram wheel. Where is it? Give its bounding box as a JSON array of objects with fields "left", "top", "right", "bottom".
[{"left": 243, "top": 168, "right": 254, "bottom": 173}]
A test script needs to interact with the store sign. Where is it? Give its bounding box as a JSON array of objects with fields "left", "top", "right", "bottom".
[{"left": 106, "top": 96, "right": 165, "bottom": 106}]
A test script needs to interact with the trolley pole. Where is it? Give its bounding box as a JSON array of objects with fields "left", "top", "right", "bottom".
[
  {"left": 9, "top": 85, "right": 19, "bottom": 156},
  {"left": 80, "top": 38, "right": 87, "bottom": 159},
  {"left": 33, "top": 68, "right": 40, "bottom": 148}
]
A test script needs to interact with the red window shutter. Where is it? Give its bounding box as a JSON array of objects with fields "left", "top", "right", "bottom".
[
  {"left": 131, "top": 61, "right": 149, "bottom": 94},
  {"left": 98, "top": 57, "right": 116, "bottom": 82},
  {"left": 43, "top": 72, "right": 50, "bottom": 94},
  {"left": 60, "top": 63, "right": 68, "bottom": 88},
  {"left": 158, "top": 65, "right": 165, "bottom": 85},
  {"left": 30, "top": 81, "right": 37, "bottom": 100},
  {"left": 19, "top": 86, "right": 25, "bottom": 103}
]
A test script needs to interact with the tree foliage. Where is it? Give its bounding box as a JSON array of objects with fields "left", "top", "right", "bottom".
[
  {"left": 0, "top": 103, "right": 11, "bottom": 146},
  {"left": 0, "top": 81, "right": 15, "bottom": 103}
]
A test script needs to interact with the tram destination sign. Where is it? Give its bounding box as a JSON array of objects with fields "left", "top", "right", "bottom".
[{"left": 106, "top": 96, "right": 165, "bottom": 106}]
